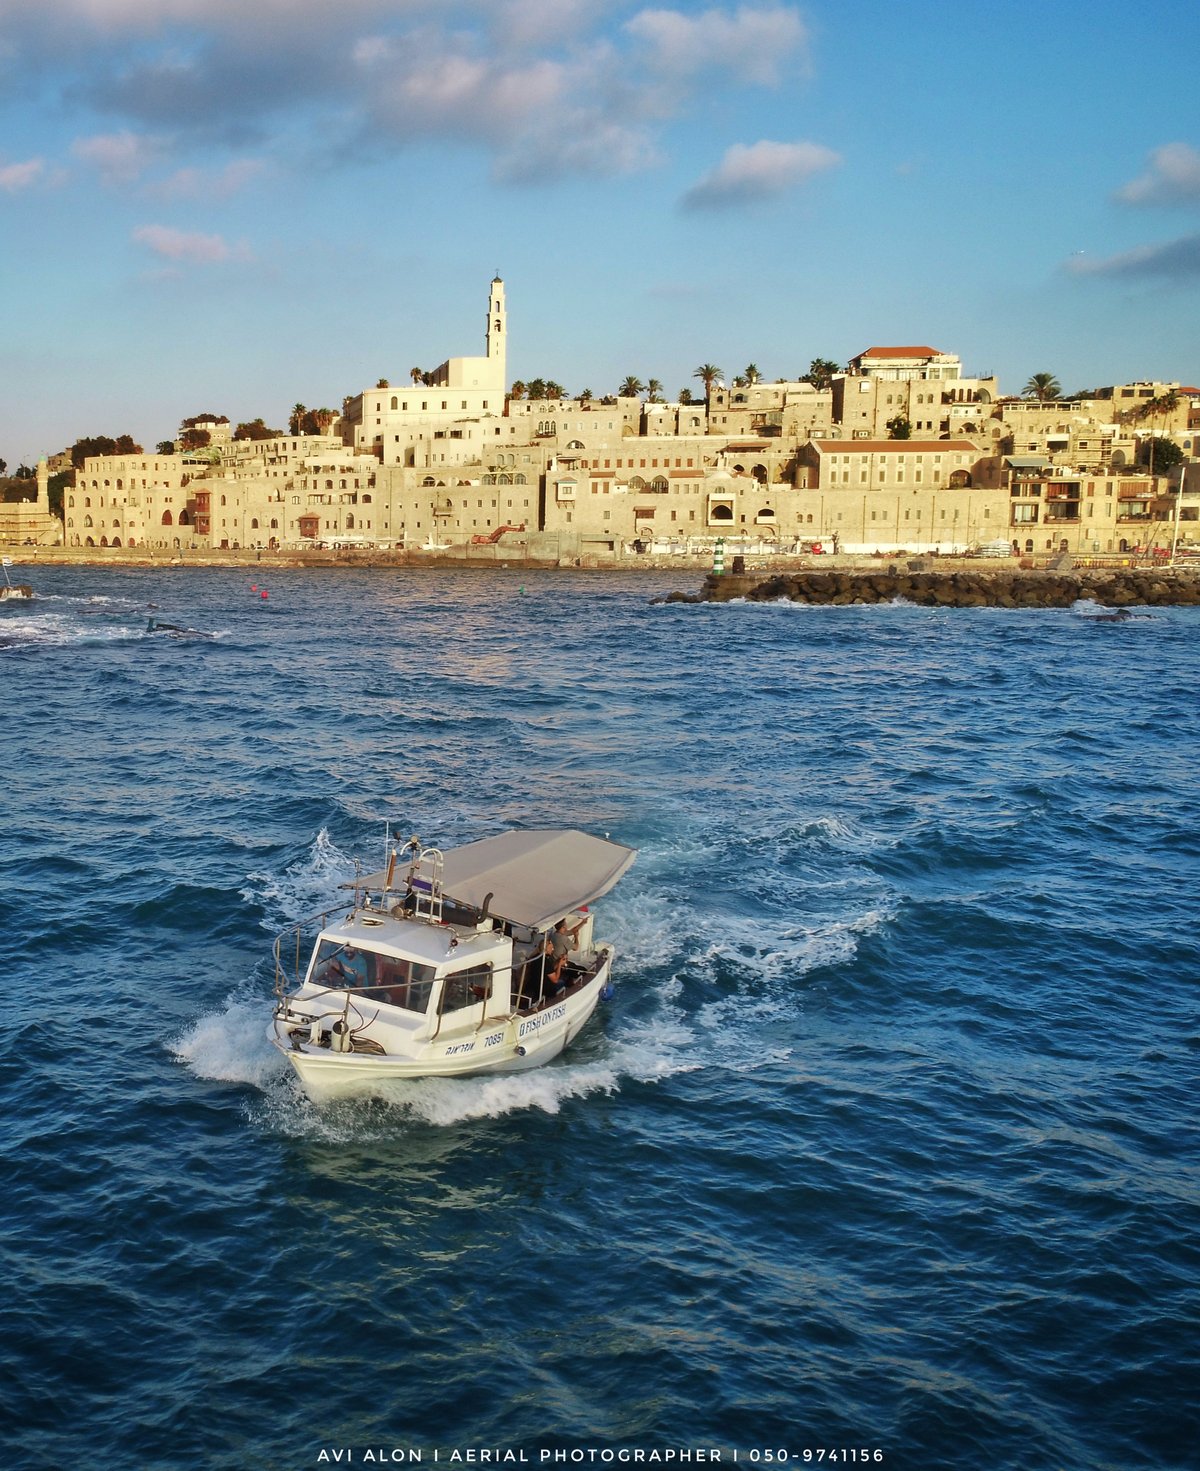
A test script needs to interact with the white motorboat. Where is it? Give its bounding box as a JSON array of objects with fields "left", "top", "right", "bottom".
[{"left": 268, "top": 829, "right": 636, "bottom": 1101}]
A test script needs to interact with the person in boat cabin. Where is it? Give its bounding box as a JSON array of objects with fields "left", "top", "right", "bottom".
[
  {"left": 323, "top": 945, "right": 370, "bottom": 989},
  {"left": 544, "top": 916, "right": 585, "bottom": 994}
]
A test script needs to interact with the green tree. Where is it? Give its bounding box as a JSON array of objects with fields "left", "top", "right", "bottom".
[
  {"left": 70, "top": 434, "right": 144, "bottom": 468},
  {"left": 289, "top": 403, "right": 307, "bottom": 435},
  {"left": 579, "top": 387, "right": 593, "bottom": 404},
  {"left": 886, "top": 414, "right": 912, "bottom": 440},
  {"left": 14, "top": 464, "right": 35, "bottom": 480},
  {"left": 693, "top": 364, "right": 722, "bottom": 403},
  {"left": 410, "top": 367, "right": 424, "bottom": 385},
  {"left": 526, "top": 378, "right": 548, "bottom": 400},
  {"left": 0, "top": 457, "right": 7, "bottom": 475},
  {"left": 156, "top": 440, "right": 175, "bottom": 455},
  {"left": 544, "top": 381, "right": 565, "bottom": 400},
  {"left": 619, "top": 376, "right": 645, "bottom": 398},
  {"left": 803, "top": 358, "right": 840, "bottom": 391},
  {"left": 233, "top": 418, "right": 282, "bottom": 441},
  {"left": 744, "top": 363, "right": 761, "bottom": 384},
  {"left": 1022, "top": 372, "right": 1061, "bottom": 401},
  {"left": 646, "top": 379, "right": 664, "bottom": 402},
  {"left": 509, "top": 380, "right": 527, "bottom": 401},
  {"left": 1138, "top": 436, "right": 1184, "bottom": 475},
  {"left": 180, "top": 427, "right": 211, "bottom": 451},
  {"left": 678, "top": 387, "right": 694, "bottom": 405}
]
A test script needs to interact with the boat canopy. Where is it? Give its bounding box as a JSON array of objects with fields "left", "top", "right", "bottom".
[{"left": 357, "top": 829, "right": 636, "bottom": 931}]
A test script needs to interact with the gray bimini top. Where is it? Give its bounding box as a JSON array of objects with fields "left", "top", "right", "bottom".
[{"left": 360, "top": 829, "right": 637, "bottom": 932}]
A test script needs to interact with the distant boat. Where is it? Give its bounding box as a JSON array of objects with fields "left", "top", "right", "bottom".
[
  {"left": 268, "top": 829, "right": 636, "bottom": 1102},
  {"left": 0, "top": 557, "right": 32, "bottom": 602}
]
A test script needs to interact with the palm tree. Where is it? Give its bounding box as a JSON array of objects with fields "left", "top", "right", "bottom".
[
  {"left": 410, "top": 367, "right": 424, "bottom": 385},
  {"left": 693, "top": 364, "right": 722, "bottom": 403},
  {"left": 744, "top": 363, "right": 761, "bottom": 385},
  {"left": 646, "top": 379, "right": 663, "bottom": 403},
  {"left": 544, "top": 381, "right": 565, "bottom": 400},
  {"left": 803, "top": 358, "right": 840, "bottom": 391},
  {"left": 289, "top": 403, "right": 307, "bottom": 435},
  {"left": 579, "top": 387, "right": 593, "bottom": 404},
  {"left": 618, "top": 376, "right": 644, "bottom": 399},
  {"left": 1023, "top": 372, "right": 1061, "bottom": 402},
  {"left": 509, "top": 381, "right": 527, "bottom": 401}
]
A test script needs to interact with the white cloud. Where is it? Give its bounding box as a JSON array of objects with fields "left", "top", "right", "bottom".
[
  {"left": 681, "top": 139, "right": 840, "bottom": 211},
  {"left": 0, "top": 158, "right": 44, "bottom": 191},
  {"left": 72, "top": 129, "right": 164, "bottom": 183},
  {"left": 1116, "top": 142, "right": 1200, "bottom": 207},
  {"left": 1067, "top": 233, "right": 1200, "bottom": 280},
  {"left": 132, "top": 223, "right": 247, "bottom": 263},
  {"left": 155, "top": 158, "right": 266, "bottom": 199},
  {"left": 625, "top": 3, "right": 807, "bottom": 86}
]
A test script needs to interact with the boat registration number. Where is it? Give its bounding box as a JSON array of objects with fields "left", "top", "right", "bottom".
[{"left": 445, "top": 1031, "right": 507, "bottom": 1056}]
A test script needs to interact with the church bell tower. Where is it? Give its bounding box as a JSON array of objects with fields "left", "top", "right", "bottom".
[{"left": 486, "top": 276, "right": 506, "bottom": 386}]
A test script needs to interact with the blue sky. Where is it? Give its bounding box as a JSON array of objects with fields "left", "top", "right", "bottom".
[{"left": 2, "top": 0, "right": 1199, "bottom": 463}]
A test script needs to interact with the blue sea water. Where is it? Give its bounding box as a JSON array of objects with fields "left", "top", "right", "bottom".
[{"left": 1, "top": 565, "right": 1197, "bottom": 1471}]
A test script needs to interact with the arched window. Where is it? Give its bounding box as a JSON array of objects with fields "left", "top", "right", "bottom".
[
  {"left": 514, "top": 473, "right": 526, "bottom": 484},
  {"left": 84, "top": 515, "right": 93, "bottom": 527},
  {"left": 112, "top": 537, "right": 122, "bottom": 547},
  {"left": 949, "top": 469, "right": 972, "bottom": 488},
  {"left": 422, "top": 476, "right": 435, "bottom": 486},
  {"left": 362, "top": 493, "right": 372, "bottom": 503},
  {"left": 179, "top": 509, "right": 191, "bottom": 526},
  {"left": 325, "top": 479, "right": 333, "bottom": 490},
  {"left": 391, "top": 396, "right": 398, "bottom": 409},
  {"left": 116, "top": 479, "right": 123, "bottom": 490},
  {"left": 346, "top": 514, "right": 355, "bottom": 530},
  {"left": 251, "top": 517, "right": 259, "bottom": 529},
  {"left": 629, "top": 475, "right": 646, "bottom": 489},
  {"left": 270, "top": 518, "right": 279, "bottom": 530},
  {"left": 162, "top": 510, "right": 173, "bottom": 525},
  {"left": 651, "top": 476, "right": 668, "bottom": 492}
]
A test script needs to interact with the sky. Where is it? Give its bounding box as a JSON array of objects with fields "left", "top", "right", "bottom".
[{"left": 2, "top": 0, "right": 1199, "bottom": 464}]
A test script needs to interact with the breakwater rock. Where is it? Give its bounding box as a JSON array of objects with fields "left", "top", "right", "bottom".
[{"left": 662, "top": 565, "right": 1200, "bottom": 609}]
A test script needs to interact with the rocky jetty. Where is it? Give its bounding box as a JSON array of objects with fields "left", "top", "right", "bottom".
[{"left": 661, "top": 564, "right": 1200, "bottom": 609}]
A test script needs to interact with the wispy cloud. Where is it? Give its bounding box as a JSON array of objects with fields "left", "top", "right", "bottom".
[
  {"left": 1116, "top": 142, "right": 1200, "bottom": 206},
  {"left": 0, "top": 157, "right": 44, "bottom": 191},
  {"left": 625, "top": 4, "right": 808, "bottom": 87},
  {"left": 132, "top": 223, "right": 249, "bottom": 263},
  {"left": 681, "top": 139, "right": 840, "bottom": 211},
  {"left": 154, "top": 158, "right": 266, "bottom": 199},
  {"left": 1067, "top": 232, "right": 1200, "bottom": 280},
  {"left": 72, "top": 128, "right": 165, "bottom": 183}
]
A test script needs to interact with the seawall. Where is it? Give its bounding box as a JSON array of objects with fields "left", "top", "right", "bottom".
[{"left": 665, "top": 565, "right": 1200, "bottom": 608}]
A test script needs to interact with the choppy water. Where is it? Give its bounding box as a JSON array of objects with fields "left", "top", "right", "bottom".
[{"left": 1, "top": 566, "right": 1197, "bottom": 1471}]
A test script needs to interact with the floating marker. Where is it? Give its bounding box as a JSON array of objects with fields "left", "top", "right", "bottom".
[{"left": 260, "top": 589, "right": 268, "bottom": 600}]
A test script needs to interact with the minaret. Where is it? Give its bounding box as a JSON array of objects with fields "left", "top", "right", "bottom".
[
  {"left": 486, "top": 275, "right": 506, "bottom": 388},
  {"left": 36, "top": 456, "right": 49, "bottom": 514}
]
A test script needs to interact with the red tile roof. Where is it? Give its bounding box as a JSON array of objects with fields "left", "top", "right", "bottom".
[{"left": 857, "top": 346, "right": 941, "bottom": 358}]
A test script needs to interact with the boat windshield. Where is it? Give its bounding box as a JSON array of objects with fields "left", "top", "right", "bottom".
[{"left": 311, "top": 939, "right": 436, "bottom": 1015}]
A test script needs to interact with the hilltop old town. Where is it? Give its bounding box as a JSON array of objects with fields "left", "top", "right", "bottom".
[{"left": 2, "top": 277, "right": 1199, "bottom": 564}]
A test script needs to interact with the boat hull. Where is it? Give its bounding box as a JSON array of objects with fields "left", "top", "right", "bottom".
[{"left": 271, "top": 956, "right": 611, "bottom": 1102}]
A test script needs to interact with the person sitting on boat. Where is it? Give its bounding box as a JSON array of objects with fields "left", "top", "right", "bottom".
[{"left": 544, "top": 917, "right": 584, "bottom": 995}]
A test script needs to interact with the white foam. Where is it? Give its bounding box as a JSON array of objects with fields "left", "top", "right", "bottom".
[
  {"left": 170, "top": 995, "right": 284, "bottom": 1088},
  {"left": 243, "top": 827, "right": 356, "bottom": 929}
]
